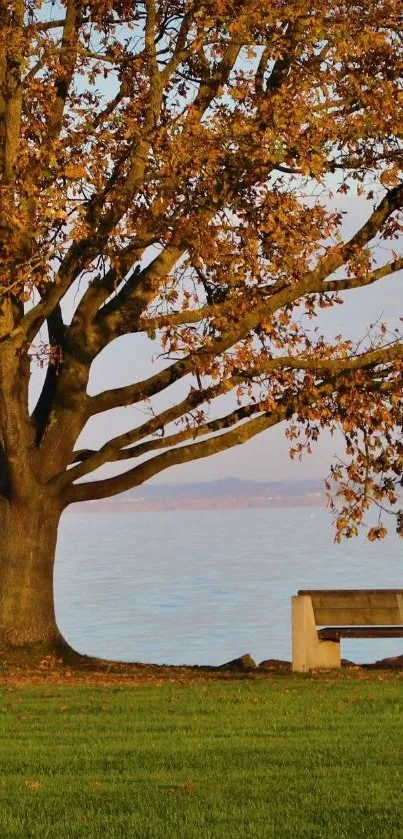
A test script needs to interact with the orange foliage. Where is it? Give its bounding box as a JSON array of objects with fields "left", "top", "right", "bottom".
[{"left": 0, "top": 0, "right": 402, "bottom": 539}]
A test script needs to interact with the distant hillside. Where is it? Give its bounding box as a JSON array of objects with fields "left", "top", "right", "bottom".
[
  {"left": 124, "top": 477, "right": 323, "bottom": 499},
  {"left": 69, "top": 477, "right": 326, "bottom": 512}
]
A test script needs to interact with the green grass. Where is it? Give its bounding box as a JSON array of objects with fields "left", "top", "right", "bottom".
[{"left": 1, "top": 675, "right": 403, "bottom": 838}]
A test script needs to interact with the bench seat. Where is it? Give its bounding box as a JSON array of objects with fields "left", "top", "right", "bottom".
[{"left": 318, "top": 626, "right": 403, "bottom": 642}]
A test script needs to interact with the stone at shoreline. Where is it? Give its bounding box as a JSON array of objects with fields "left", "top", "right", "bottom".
[
  {"left": 341, "top": 658, "right": 358, "bottom": 667},
  {"left": 217, "top": 654, "right": 256, "bottom": 670},
  {"left": 371, "top": 653, "right": 403, "bottom": 669},
  {"left": 258, "top": 659, "right": 291, "bottom": 672}
]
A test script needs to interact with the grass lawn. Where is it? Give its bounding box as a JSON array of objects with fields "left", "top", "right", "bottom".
[{"left": 1, "top": 672, "right": 403, "bottom": 838}]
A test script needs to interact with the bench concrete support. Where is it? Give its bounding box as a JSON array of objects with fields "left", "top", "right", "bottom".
[{"left": 292, "top": 595, "right": 341, "bottom": 672}]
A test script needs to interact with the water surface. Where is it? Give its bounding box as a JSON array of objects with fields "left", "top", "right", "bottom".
[{"left": 55, "top": 507, "right": 403, "bottom": 665}]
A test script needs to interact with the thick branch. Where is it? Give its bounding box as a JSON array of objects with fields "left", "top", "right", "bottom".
[
  {"left": 15, "top": 240, "right": 93, "bottom": 346},
  {"left": 94, "top": 243, "right": 184, "bottom": 342},
  {"left": 342, "top": 185, "right": 403, "bottom": 252},
  {"left": 72, "top": 401, "right": 268, "bottom": 477},
  {"left": 32, "top": 303, "right": 66, "bottom": 444},
  {"left": 46, "top": 0, "right": 82, "bottom": 146},
  {"left": 1, "top": 0, "right": 24, "bottom": 184},
  {"left": 51, "top": 380, "right": 231, "bottom": 488}
]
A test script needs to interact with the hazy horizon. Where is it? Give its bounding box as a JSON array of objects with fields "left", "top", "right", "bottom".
[{"left": 136, "top": 473, "right": 325, "bottom": 488}]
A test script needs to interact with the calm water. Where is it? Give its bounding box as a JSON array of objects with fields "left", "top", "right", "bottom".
[{"left": 55, "top": 507, "right": 403, "bottom": 666}]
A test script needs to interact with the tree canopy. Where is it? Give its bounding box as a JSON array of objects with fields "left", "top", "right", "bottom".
[{"left": 1, "top": 0, "right": 403, "bottom": 540}]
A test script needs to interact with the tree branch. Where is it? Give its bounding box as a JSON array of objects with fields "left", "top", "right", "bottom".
[
  {"left": 46, "top": 0, "right": 82, "bottom": 146},
  {"left": 325, "top": 255, "right": 403, "bottom": 291},
  {"left": 65, "top": 404, "right": 291, "bottom": 505},
  {"left": 32, "top": 303, "right": 66, "bottom": 444},
  {"left": 86, "top": 184, "right": 403, "bottom": 417},
  {"left": 30, "top": 19, "right": 73, "bottom": 33},
  {"left": 236, "top": 341, "right": 403, "bottom": 379},
  {"left": 51, "top": 380, "right": 231, "bottom": 489},
  {"left": 66, "top": 37, "right": 243, "bottom": 346},
  {"left": 1, "top": 0, "right": 24, "bottom": 184},
  {"left": 65, "top": 368, "right": 396, "bottom": 506}
]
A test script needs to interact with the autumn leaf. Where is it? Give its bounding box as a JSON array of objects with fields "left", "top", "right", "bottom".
[
  {"left": 168, "top": 782, "right": 195, "bottom": 795},
  {"left": 367, "top": 527, "right": 388, "bottom": 542},
  {"left": 64, "top": 163, "right": 86, "bottom": 180}
]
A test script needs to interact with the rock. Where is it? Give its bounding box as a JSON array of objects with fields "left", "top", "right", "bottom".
[
  {"left": 217, "top": 653, "right": 256, "bottom": 670},
  {"left": 371, "top": 653, "right": 403, "bottom": 669},
  {"left": 258, "top": 659, "right": 291, "bottom": 672}
]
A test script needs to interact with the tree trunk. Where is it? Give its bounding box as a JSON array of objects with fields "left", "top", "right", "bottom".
[{"left": 0, "top": 496, "right": 63, "bottom": 650}]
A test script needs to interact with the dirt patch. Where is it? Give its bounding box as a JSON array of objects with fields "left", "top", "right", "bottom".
[{"left": 0, "top": 648, "right": 402, "bottom": 688}]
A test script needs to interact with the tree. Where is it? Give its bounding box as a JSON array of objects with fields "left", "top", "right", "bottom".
[{"left": 0, "top": 0, "right": 402, "bottom": 655}]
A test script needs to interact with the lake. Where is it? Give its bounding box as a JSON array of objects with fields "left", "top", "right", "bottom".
[{"left": 55, "top": 507, "right": 403, "bottom": 666}]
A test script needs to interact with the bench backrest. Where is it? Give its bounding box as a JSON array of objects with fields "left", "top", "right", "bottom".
[{"left": 298, "top": 589, "right": 403, "bottom": 626}]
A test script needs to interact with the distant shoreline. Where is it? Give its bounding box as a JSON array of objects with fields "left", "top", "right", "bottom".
[{"left": 67, "top": 494, "right": 326, "bottom": 513}]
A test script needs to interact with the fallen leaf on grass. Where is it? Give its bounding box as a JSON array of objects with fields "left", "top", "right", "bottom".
[
  {"left": 168, "top": 782, "right": 194, "bottom": 795},
  {"left": 39, "top": 656, "right": 62, "bottom": 670},
  {"left": 90, "top": 780, "right": 103, "bottom": 787},
  {"left": 26, "top": 781, "right": 42, "bottom": 790}
]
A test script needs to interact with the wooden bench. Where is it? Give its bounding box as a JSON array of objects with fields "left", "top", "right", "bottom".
[{"left": 292, "top": 589, "right": 403, "bottom": 672}]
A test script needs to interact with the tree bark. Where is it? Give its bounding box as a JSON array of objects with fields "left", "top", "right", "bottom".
[{"left": 0, "top": 496, "right": 63, "bottom": 649}]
